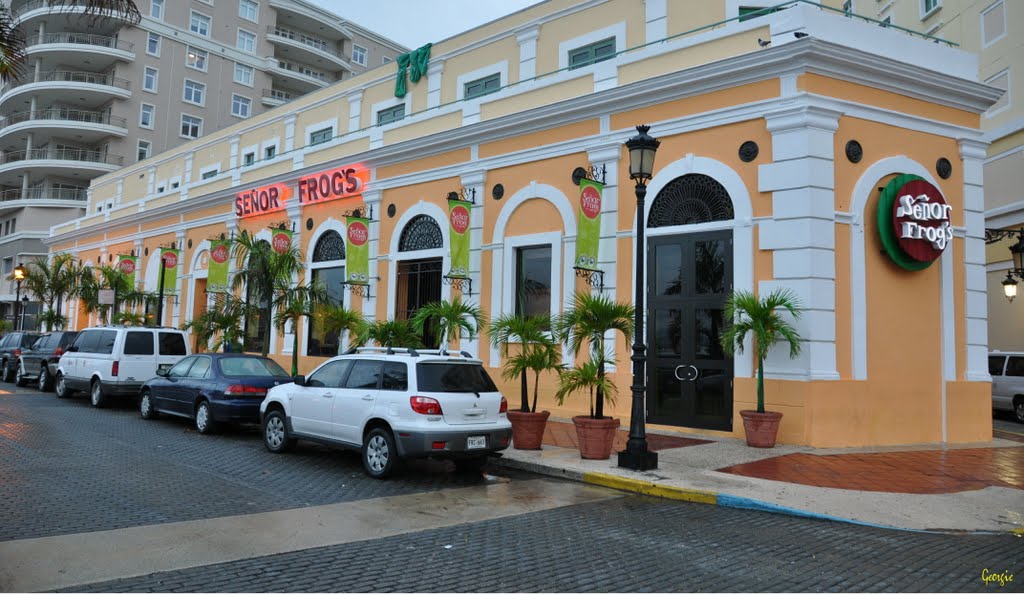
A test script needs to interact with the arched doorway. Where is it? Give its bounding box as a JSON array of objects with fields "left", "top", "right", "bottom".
[
  {"left": 646, "top": 174, "right": 735, "bottom": 431},
  {"left": 395, "top": 214, "right": 443, "bottom": 347},
  {"left": 307, "top": 229, "right": 346, "bottom": 356}
]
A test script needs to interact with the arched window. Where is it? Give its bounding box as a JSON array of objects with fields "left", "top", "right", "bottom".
[
  {"left": 244, "top": 239, "right": 271, "bottom": 353},
  {"left": 648, "top": 174, "right": 734, "bottom": 228},
  {"left": 398, "top": 215, "right": 443, "bottom": 251},
  {"left": 308, "top": 230, "right": 346, "bottom": 357}
]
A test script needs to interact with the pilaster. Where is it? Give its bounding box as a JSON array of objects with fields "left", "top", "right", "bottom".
[
  {"left": 516, "top": 26, "right": 540, "bottom": 81},
  {"left": 960, "top": 138, "right": 991, "bottom": 381}
]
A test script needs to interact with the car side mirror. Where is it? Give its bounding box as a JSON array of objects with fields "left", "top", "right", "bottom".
[
  {"left": 292, "top": 375, "right": 305, "bottom": 386},
  {"left": 66, "top": 345, "right": 79, "bottom": 352},
  {"left": 156, "top": 368, "right": 168, "bottom": 377}
]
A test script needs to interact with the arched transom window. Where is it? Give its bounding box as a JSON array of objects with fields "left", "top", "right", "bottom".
[
  {"left": 398, "top": 215, "right": 443, "bottom": 252},
  {"left": 648, "top": 174, "right": 734, "bottom": 228}
]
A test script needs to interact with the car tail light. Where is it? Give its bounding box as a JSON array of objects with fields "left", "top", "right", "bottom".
[
  {"left": 111, "top": 361, "right": 119, "bottom": 376},
  {"left": 12, "top": 348, "right": 20, "bottom": 358},
  {"left": 225, "top": 385, "right": 267, "bottom": 397},
  {"left": 431, "top": 441, "right": 446, "bottom": 450},
  {"left": 410, "top": 396, "right": 442, "bottom": 415},
  {"left": 54, "top": 347, "right": 64, "bottom": 357},
  {"left": 499, "top": 396, "right": 508, "bottom": 414}
]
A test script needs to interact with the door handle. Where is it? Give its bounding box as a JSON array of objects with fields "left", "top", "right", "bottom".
[
  {"left": 322, "top": 392, "right": 335, "bottom": 398},
  {"left": 361, "top": 395, "right": 374, "bottom": 401},
  {"left": 690, "top": 365, "right": 700, "bottom": 380},
  {"left": 674, "top": 365, "right": 688, "bottom": 381}
]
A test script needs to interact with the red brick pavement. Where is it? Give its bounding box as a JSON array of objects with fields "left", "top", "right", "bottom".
[{"left": 541, "top": 420, "right": 712, "bottom": 451}]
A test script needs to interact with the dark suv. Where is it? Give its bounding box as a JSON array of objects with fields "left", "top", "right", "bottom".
[
  {"left": 0, "top": 332, "right": 42, "bottom": 383},
  {"left": 18, "top": 331, "right": 79, "bottom": 390}
]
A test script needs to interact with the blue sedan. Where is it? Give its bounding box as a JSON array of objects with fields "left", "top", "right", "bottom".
[{"left": 139, "top": 354, "right": 293, "bottom": 434}]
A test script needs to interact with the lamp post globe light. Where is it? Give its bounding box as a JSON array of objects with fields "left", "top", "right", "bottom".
[
  {"left": 618, "top": 125, "right": 660, "bottom": 471},
  {"left": 13, "top": 263, "right": 25, "bottom": 331}
]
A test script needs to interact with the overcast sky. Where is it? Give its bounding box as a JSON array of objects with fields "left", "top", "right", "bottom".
[{"left": 312, "top": 0, "right": 545, "bottom": 50}]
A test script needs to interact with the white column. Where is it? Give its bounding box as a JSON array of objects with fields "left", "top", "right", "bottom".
[
  {"left": 172, "top": 231, "right": 185, "bottom": 328},
  {"left": 960, "top": 138, "right": 991, "bottom": 382},
  {"left": 347, "top": 92, "right": 362, "bottom": 133},
  {"left": 588, "top": 143, "right": 621, "bottom": 369},
  {"left": 363, "top": 189, "right": 382, "bottom": 321},
  {"left": 460, "top": 171, "right": 485, "bottom": 356},
  {"left": 283, "top": 114, "right": 296, "bottom": 152},
  {"left": 516, "top": 26, "right": 540, "bottom": 81},
  {"left": 758, "top": 105, "right": 842, "bottom": 381},
  {"left": 426, "top": 60, "right": 444, "bottom": 109},
  {"left": 645, "top": 0, "right": 668, "bottom": 43}
]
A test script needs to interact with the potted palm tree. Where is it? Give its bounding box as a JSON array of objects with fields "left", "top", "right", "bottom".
[
  {"left": 316, "top": 304, "right": 368, "bottom": 355},
  {"left": 488, "top": 313, "right": 561, "bottom": 450},
  {"left": 273, "top": 281, "right": 329, "bottom": 375},
  {"left": 356, "top": 319, "right": 424, "bottom": 349},
  {"left": 719, "top": 288, "right": 803, "bottom": 448},
  {"left": 554, "top": 292, "right": 634, "bottom": 459},
  {"left": 555, "top": 356, "right": 619, "bottom": 458},
  {"left": 411, "top": 297, "right": 486, "bottom": 350}
]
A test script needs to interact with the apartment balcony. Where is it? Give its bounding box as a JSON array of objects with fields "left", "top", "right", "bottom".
[
  {"left": 0, "top": 187, "right": 88, "bottom": 215},
  {"left": 0, "top": 71, "right": 131, "bottom": 111},
  {"left": 261, "top": 88, "right": 295, "bottom": 108},
  {"left": 0, "top": 108, "right": 128, "bottom": 144},
  {"left": 11, "top": 0, "right": 129, "bottom": 35},
  {"left": 0, "top": 148, "right": 123, "bottom": 187},
  {"left": 266, "top": 26, "right": 351, "bottom": 73},
  {"left": 268, "top": 0, "right": 351, "bottom": 39},
  {"left": 26, "top": 33, "right": 135, "bottom": 70},
  {"left": 268, "top": 60, "right": 336, "bottom": 94}
]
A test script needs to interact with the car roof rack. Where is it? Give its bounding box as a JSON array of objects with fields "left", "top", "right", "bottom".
[{"left": 352, "top": 346, "right": 421, "bottom": 357}]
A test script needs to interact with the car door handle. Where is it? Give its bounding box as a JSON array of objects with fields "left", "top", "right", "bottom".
[
  {"left": 322, "top": 392, "right": 335, "bottom": 398},
  {"left": 361, "top": 395, "right": 374, "bottom": 401}
]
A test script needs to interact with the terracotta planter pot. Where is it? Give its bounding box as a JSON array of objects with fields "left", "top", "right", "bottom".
[
  {"left": 507, "top": 410, "right": 550, "bottom": 450},
  {"left": 572, "top": 415, "right": 620, "bottom": 460},
  {"left": 739, "top": 410, "right": 783, "bottom": 448}
]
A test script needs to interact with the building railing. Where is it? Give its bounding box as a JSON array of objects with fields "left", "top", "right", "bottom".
[
  {"left": 0, "top": 148, "right": 123, "bottom": 166},
  {"left": 10, "top": 0, "right": 130, "bottom": 20},
  {"left": 1, "top": 70, "right": 131, "bottom": 95},
  {"left": 274, "top": 60, "right": 333, "bottom": 83},
  {"left": 0, "top": 187, "right": 88, "bottom": 202},
  {"left": 26, "top": 32, "right": 134, "bottom": 52},
  {"left": 262, "top": 88, "right": 294, "bottom": 103},
  {"left": 267, "top": 25, "right": 342, "bottom": 59},
  {"left": 0, "top": 108, "right": 127, "bottom": 130}
]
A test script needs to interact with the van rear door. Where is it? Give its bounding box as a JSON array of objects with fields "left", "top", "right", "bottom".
[
  {"left": 157, "top": 332, "right": 189, "bottom": 375},
  {"left": 121, "top": 331, "right": 156, "bottom": 385}
]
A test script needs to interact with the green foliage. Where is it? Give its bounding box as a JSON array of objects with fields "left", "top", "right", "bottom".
[
  {"left": 273, "top": 282, "right": 329, "bottom": 375},
  {"left": 115, "top": 311, "right": 144, "bottom": 326},
  {"left": 38, "top": 309, "right": 69, "bottom": 331},
  {"left": 229, "top": 230, "right": 305, "bottom": 357},
  {"left": 488, "top": 313, "right": 560, "bottom": 413},
  {"left": 719, "top": 288, "right": 803, "bottom": 413},
  {"left": 411, "top": 297, "right": 486, "bottom": 349},
  {"left": 315, "top": 305, "right": 368, "bottom": 355},
  {"left": 182, "top": 293, "right": 254, "bottom": 354},
  {"left": 355, "top": 319, "right": 423, "bottom": 349},
  {"left": 555, "top": 356, "right": 618, "bottom": 418}
]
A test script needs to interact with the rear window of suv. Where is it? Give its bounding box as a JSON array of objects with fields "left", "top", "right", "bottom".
[
  {"left": 124, "top": 332, "right": 154, "bottom": 355},
  {"left": 159, "top": 332, "right": 187, "bottom": 356},
  {"left": 416, "top": 362, "right": 498, "bottom": 393}
]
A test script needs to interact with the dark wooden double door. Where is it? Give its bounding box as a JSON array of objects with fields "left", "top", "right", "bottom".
[{"left": 646, "top": 231, "right": 733, "bottom": 431}]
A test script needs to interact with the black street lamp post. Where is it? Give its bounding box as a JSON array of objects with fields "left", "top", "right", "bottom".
[
  {"left": 618, "top": 125, "right": 660, "bottom": 471},
  {"left": 13, "top": 263, "right": 25, "bottom": 331},
  {"left": 20, "top": 295, "right": 28, "bottom": 331}
]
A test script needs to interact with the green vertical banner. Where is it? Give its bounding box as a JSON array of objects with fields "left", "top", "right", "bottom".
[
  {"left": 345, "top": 215, "right": 370, "bottom": 284},
  {"left": 160, "top": 248, "right": 180, "bottom": 294},
  {"left": 117, "top": 255, "right": 137, "bottom": 288},
  {"left": 448, "top": 199, "right": 471, "bottom": 277},
  {"left": 271, "top": 228, "right": 293, "bottom": 254},
  {"left": 207, "top": 240, "right": 229, "bottom": 291},
  {"left": 576, "top": 179, "right": 603, "bottom": 270}
]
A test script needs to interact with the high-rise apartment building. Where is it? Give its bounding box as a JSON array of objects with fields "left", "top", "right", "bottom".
[{"left": 0, "top": 0, "right": 406, "bottom": 324}]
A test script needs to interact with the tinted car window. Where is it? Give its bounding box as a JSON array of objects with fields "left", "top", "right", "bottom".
[
  {"left": 307, "top": 360, "right": 351, "bottom": 388},
  {"left": 73, "top": 331, "right": 100, "bottom": 353},
  {"left": 159, "top": 332, "right": 187, "bottom": 356},
  {"left": 990, "top": 355, "right": 1007, "bottom": 376},
  {"left": 0, "top": 336, "right": 9, "bottom": 349},
  {"left": 381, "top": 362, "right": 407, "bottom": 391},
  {"left": 30, "top": 335, "right": 49, "bottom": 350},
  {"left": 344, "top": 360, "right": 382, "bottom": 389},
  {"left": 59, "top": 332, "right": 79, "bottom": 348},
  {"left": 187, "top": 357, "right": 212, "bottom": 379},
  {"left": 219, "top": 357, "right": 289, "bottom": 377},
  {"left": 124, "top": 332, "right": 155, "bottom": 355},
  {"left": 166, "top": 357, "right": 195, "bottom": 378},
  {"left": 416, "top": 362, "right": 498, "bottom": 393},
  {"left": 1006, "top": 357, "right": 1024, "bottom": 377},
  {"left": 96, "top": 331, "right": 117, "bottom": 354},
  {"left": 20, "top": 334, "right": 40, "bottom": 348}
]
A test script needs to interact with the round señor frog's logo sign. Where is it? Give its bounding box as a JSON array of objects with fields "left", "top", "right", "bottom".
[
  {"left": 450, "top": 204, "right": 470, "bottom": 234},
  {"left": 210, "top": 243, "right": 229, "bottom": 264},
  {"left": 877, "top": 174, "right": 951, "bottom": 271},
  {"left": 272, "top": 231, "right": 291, "bottom": 254},
  {"left": 347, "top": 221, "right": 368, "bottom": 246},
  {"left": 118, "top": 259, "right": 135, "bottom": 275},
  {"left": 162, "top": 252, "right": 178, "bottom": 269},
  {"left": 580, "top": 184, "right": 601, "bottom": 219}
]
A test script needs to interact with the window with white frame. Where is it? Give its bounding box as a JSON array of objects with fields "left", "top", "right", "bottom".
[
  {"left": 352, "top": 44, "right": 367, "bottom": 66},
  {"left": 139, "top": 103, "right": 155, "bottom": 128},
  {"left": 568, "top": 37, "right": 615, "bottom": 69},
  {"left": 982, "top": 1, "right": 1006, "bottom": 47},
  {"left": 382, "top": 56, "right": 392, "bottom": 64},
  {"left": 201, "top": 169, "right": 218, "bottom": 180},
  {"left": 231, "top": 94, "right": 252, "bottom": 118},
  {"left": 234, "top": 62, "right": 254, "bottom": 86},
  {"left": 377, "top": 104, "right": 404, "bottom": 125},
  {"left": 186, "top": 46, "right": 208, "bottom": 71},
  {"left": 515, "top": 245, "right": 552, "bottom": 322},
  {"left": 237, "top": 29, "right": 256, "bottom": 53},
  {"left": 150, "top": 0, "right": 163, "bottom": 19},
  {"left": 985, "top": 69, "right": 1010, "bottom": 116},
  {"left": 180, "top": 114, "right": 202, "bottom": 139},
  {"left": 243, "top": 151, "right": 256, "bottom": 166},
  {"left": 143, "top": 67, "right": 158, "bottom": 92},
  {"left": 264, "top": 145, "right": 276, "bottom": 159},
  {"left": 922, "top": 0, "right": 940, "bottom": 16},
  {"left": 183, "top": 79, "right": 205, "bottom": 106},
  {"left": 306, "top": 230, "right": 346, "bottom": 356},
  {"left": 464, "top": 73, "right": 500, "bottom": 99},
  {"left": 309, "top": 126, "right": 332, "bottom": 145},
  {"left": 137, "top": 139, "right": 151, "bottom": 161},
  {"left": 239, "top": 0, "right": 258, "bottom": 22},
  {"left": 842, "top": 0, "right": 852, "bottom": 13},
  {"left": 146, "top": 32, "right": 160, "bottom": 56},
  {"left": 190, "top": 11, "right": 211, "bottom": 36}
]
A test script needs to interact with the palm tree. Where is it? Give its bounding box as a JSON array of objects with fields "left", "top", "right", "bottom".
[
  {"left": 355, "top": 319, "right": 423, "bottom": 349},
  {"left": 17, "top": 254, "right": 81, "bottom": 328},
  {"left": 37, "top": 309, "right": 68, "bottom": 331},
  {"left": 411, "top": 297, "right": 485, "bottom": 350},
  {"left": 273, "top": 282, "right": 328, "bottom": 375},
  {"left": 488, "top": 313, "right": 558, "bottom": 413},
  {"left": 116, "top": 311, "right": 144, "bottom": 326},
  {"left": 183, "top": 293, "right": 252, "bottom": 353},
  {"left": 719, "top": 289, "right": 803, "bottom": 414},
  {"left": 553, "top": 292, "right": 634, "bottom": 419},
  {"left": 316, "top": 304, "right": 367, "bottom": 355},
  {"left": 77, "top": 265, "right": 132, "bottom": 324},
  {"left": 230, "top": 230, "right": 304, "bottom": 356},
  {"left": 555, "top": 356, "right": 619, "bottom": 418}
]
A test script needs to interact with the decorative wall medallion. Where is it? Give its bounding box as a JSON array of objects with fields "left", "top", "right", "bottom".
[
  {"left": 387, "top": 203, "right": 397, "bottom": 218},
  {"left": 845, "top": 140, "right": 863, "bottom": 163},
  {"left": 306, "top": 218, "right": 313, "bottom": 231},
  {"left": 187, "top": 239, "right": 193, "bottom": 249},
  {"left": 492, "top": 184, "right": 504, "bottom": 200},
  {"left": 145, "top": 248, "right": 149, "bottom": 256},
  {"left": 936, "top": 157, "right": 952, "bottom": 180},
  {"left": 738, "top": 141, "right": 759, "bottom": 162}
]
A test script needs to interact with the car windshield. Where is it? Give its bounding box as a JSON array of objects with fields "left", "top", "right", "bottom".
[
  {"left": 218, "top": 357, "right": 289, "bottom": 378},
  {"left": 20, "top": 334, "right": 41, "bottom": 347},
  {"left": 416, "top": 362, "right": 498, "bottom": 393}
]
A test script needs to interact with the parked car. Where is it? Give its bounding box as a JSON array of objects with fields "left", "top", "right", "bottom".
[
  {"left": 55, "top": 326, "right": 190, "bottom": 408},
  {"left": 989, "top": 351, "right": 1024, "bottom": 423},
  {"left": 140, "top": 354, "right": 292, "bottom": 434},
  {"left": 260, "top": 347, "right": 512, "bottom": 479},
  {"left": 0, "top": 332, "right": 42, "bottom": 383},
  {"left": 17, "top": 331, "right": 79, "bottom": 390}
]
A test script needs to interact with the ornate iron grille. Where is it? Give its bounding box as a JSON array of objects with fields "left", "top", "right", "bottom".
[
  {"left": 312, "top": 230, "right": 345, "bottom": 262},
  {"left": 648, "top": 174, "right": 734, "bottom": 228},
  {"left": 399, "top": 215, "right": 443, "bottom": 251}
]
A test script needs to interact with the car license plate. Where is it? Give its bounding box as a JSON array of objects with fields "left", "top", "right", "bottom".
[{"left": 467, "top": 435, "right": 486, "bottom": 449}]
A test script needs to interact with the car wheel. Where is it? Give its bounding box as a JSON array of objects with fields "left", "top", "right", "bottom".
[
  {"left": 454, "top": 455, "right": 489, "bottom": 474},
  {"left": 263, "top": 410, "right": 295, "bottom": 453},
  {"left": 362, "top": 427, "right": 400, "bottom": 479},
  {"left": 90, "top": 380, "right": 108, "bottom": 408},
  {"left": 55, "top": 373, "right": 70, "bottom": 398},
  {"left": 14, "top": 362, "right": 26, "bottom": 387},
  {"left": 38, "top": 366, "right": 52, "bottom": 392},
  {"left": 2, "top": 360, "right": 12, "bottom": 383},
  {"left": 139, "top": 390, "right": 158, "bottom": 420},
  {"left": 1014, "top": 397, "right": 1024, "bottom": 424},
  {"left": 195, "top": 400, "right": 217, "bottom": 434}
]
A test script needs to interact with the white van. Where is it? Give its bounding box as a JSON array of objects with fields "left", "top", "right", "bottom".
[
  {"left": 988, "top": 351, "right": 1024, "bottom": 424},
  {"left": 56, "top": 327, "right": 190, "bottom": 408}
]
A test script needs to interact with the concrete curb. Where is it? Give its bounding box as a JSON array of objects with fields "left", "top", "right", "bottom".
[{"left": 492, "top": 457, "right": 1020, "bottom": 536}]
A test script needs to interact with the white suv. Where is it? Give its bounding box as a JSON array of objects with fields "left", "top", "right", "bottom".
[
  {"left": 55, "top": 327, "right": 191, "bottom": 408},
  {"left": 260, "top": 347, "right": 512, "bottom": 478}
]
